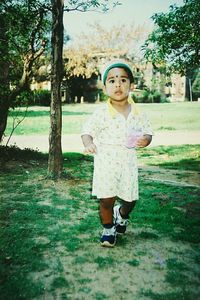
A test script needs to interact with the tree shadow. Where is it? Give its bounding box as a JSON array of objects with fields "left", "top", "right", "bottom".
[
  {"left": 9, "top": 110, "right": 90, "bottom": 117},
  {"left": 157, "top": 158, "right": 200, "bottom": 172}
]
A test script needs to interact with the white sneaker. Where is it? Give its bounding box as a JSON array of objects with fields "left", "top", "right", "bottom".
[
  {"left": 100, "top": 226, "right": 116, "bottom": 247},
  {"left": 113, "top": 205, "right": 129, "bottom": 234}
]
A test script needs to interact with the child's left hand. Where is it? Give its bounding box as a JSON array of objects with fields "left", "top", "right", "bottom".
[{"left": 136, "top": 134, "right": 152, "bottom": 148}]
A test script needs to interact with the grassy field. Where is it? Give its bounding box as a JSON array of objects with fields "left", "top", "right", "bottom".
[
  {"left": 0, "top": 145, "right": 200, "bottom": 299},
  {"left": 1, "top": 102, "right": 200, "bottom": 299},
  {"left": 5, "top": 102, "right": 200, "bottom": 136}
]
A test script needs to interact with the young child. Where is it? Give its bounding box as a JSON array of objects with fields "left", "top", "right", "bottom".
[{"left": 81, "top": 60, "right": 153, "bottom": 247}]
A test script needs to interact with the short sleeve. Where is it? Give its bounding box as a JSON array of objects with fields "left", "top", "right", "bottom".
[
  {"left": 81, "top": 108, "right": 102, "bottom": 138},
  {"left": 140, "top": 112, "right": 154, "bottom": 136}
]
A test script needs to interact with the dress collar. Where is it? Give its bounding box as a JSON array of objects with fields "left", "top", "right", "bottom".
[{"left": 107, "top": 96, "right": 140, "bottom": 118}]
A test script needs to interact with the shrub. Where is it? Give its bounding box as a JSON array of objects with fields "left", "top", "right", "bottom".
[
  {"left": 33, "top": 90, "right": 51, "bottom": 106},
  {"left": 15, "top": 90, "right": 51, "bottom": 107},
  {"left": 132, "top": 89, "right": 168, "bottom": 103},
  {"left": 15, "top": 90, "right": 35, "bottom": 107}
]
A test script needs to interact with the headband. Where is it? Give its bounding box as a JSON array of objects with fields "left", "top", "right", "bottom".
[{"left": 102, "top": 61, "right": 134, "bottom": 85}]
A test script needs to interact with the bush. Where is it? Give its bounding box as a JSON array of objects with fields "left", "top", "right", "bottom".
[
  {"left": 33, "top": 90, "right": 51, "bottom": 106},
  {"left": 15, "top": 90, "right": 51, "bottom": 107},
  {"left": 132, "top": 89, "right": 168, "bottom": 103},
  {"left": 15, "top": 90, "right": 35, "bottom": 107},
  {"left": 98, "top": 89, "right": 107, "bottom": 102}
]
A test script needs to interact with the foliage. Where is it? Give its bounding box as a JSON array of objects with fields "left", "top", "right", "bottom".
[
  {"left": 62, "top": 22, "right": 149, "bottom": 102},
  {"left": 143, "top": 0, "right": 200, "bottom": 74},
  {"left": 192, "top": 69, "right": 200, "bottom": 100},
  {"left": 63, "top": 74, "right": 101, "bottom": 103},
  {"left": 64, "top": 0, "right": 121, "bottom": 13},
  {"left": 0, "top": 0, "right": 50, "bottom": 88},
  {"left": 0, "top": 0, "right": 51, "bottom": 140},
  {"left": 12, "top": 89, "right": 51, "bottom": 107},
  {"left": 64, "top": 22, "right": 149, "bottom": 79},
  {"left": 34, "top": 90, "right": 51, "bottom": 106},
  {"left": 132, "top": 89, "right": 167, "bottom": 103},
  {"left": 15, "top": 90, "right": 34, "bottom": 107}
]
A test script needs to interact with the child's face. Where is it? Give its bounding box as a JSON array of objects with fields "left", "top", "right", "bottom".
[{"left": 104, "top": 67, "right": 133, "bottom": 102}]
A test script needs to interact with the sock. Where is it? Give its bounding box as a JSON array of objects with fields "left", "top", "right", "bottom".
[{"left": 103, "top": 224, "right": 114, "bottom": 229}]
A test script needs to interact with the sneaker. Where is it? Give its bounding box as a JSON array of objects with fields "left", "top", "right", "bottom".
[
  {"left": 100, "top": 226, "right": 116, "bottom": 247},
  {"left": 113, "top": 205, "right": 129, "bottom": 234}
]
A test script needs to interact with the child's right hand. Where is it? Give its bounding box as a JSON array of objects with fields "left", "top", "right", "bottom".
[{"left": 84, "top": 143, "right": 97, "bottom": 154}]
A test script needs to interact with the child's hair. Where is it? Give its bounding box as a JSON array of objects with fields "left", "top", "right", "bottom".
[{"left": 101, "top": 60, "right": 134, "bottom": 85}]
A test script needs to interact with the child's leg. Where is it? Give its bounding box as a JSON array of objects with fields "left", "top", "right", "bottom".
[
  {"left": 99, "top": 197, "right": 116, "bottom": 225},
  {"left": 99, "top": 197, "right": 116, "bottom": 247},
  {"left": 113, "top": 200, "right": 136, "bottom": 234},
  {"left": 120, "top": 200, "right": 136, "bottom": 218}
]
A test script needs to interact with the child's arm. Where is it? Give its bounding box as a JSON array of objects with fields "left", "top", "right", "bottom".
[
  {"left": 136, "top": 134, "right": 152, "bottom": 148},
  {"left": 81, "top": 134, "right": 97, "bottom": 154}
]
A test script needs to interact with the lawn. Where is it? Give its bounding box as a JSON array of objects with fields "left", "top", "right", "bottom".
[
  {"left": 0, "top": 145, "right": 200, "bottom": 299},
  {"left": 5, "top": 102, "right": 200, "bottom": 136},
  {"left": 1, "top": 102, "right": 200, "bottom": 299}
]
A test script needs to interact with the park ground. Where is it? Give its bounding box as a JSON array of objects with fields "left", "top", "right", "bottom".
[{"left": 0, "top": 102, "right": 200, "bottom": 299}]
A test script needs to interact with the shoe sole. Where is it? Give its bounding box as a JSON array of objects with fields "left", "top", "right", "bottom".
[
  {"left": 100, "top": 241, "right": 116, "bottom": 247},
  {"left": 116, "top": 231, "right": 125, "bottom": 235}
]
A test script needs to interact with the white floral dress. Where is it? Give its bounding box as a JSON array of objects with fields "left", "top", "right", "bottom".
[{"left": 81, "top": 103, "right": 153, "bottom": 202}]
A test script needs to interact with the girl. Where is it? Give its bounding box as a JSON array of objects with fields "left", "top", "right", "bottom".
[{"left": 81, "top": 60, "right": 153, "bottom": 247}]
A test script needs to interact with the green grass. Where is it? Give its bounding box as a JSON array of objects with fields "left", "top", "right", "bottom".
[
  {"left": 0, "top": 145, "right": 200, "bottom": 299},
  {"left": 5, "top": 102, "right": 200, "bottom": 136},
  {"left": 138, "top": 144, "right": 200, "bottom": 171}
]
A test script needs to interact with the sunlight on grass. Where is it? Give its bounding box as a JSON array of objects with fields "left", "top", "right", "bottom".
[
  {"left": 138, "top": 144, "right": 200, "bottom": 171},
  {"left": 5, "top": 102, "right": 200, "bottom": 135}
]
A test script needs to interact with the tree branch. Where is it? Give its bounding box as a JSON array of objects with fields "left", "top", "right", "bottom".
[{"left": 6, "top": 106, "right": 28, "bottom": 147}]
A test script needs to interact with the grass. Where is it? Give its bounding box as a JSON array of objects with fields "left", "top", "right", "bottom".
[
  {"left": 5, "top": 102, "right": 200, "bottom": 136},
  {"left": 138, "top": 144, "right": 200, "bottom": 171},
  {"left": 0, "top": 145, "right": 200, "bottom": 299}
]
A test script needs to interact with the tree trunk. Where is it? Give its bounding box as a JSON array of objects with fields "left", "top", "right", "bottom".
[
  {"left": 48, "top": 0, "right": 64, "bottom": 178},
  {"left": 0, "top": 15, "right": 9, "bottom": 142}
]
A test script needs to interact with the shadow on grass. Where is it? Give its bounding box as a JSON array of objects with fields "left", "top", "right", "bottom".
[
  {"left": 0, "top": 146, "right": 92, "bottom": 164},
  {"left": 157, "top": 158, "right": 200, "bottom": 172},
  {"left": 8, "top": 110, "right": 90, "bottom": 117},
  {"left": 0, "top": 145, "right": 48, "bottom": 162},
  {"left": 138, "top": 145, "right": 200, "bottom": 172}
]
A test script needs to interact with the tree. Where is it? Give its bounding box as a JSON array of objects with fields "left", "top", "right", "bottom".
[
  {"left": 192, "top": 69, "right": 200, "bottom": 100},
  {"left": 64, "top": 22, "right": 148, "bottom": 80},
  {"left": 61, "top": 22, "right": 148, "bottom": 104},
  {"left": 47, "top": 0, "right": 120, "bottom": 178},
  {"left": 48, "top": 0, "right": 64, "bottom": 178},
  {"left": 143, "top": 0, "right": 200, "bottom": 75},
  {"left": 0, "top": 0, "right": 50, "bottom": 141}
]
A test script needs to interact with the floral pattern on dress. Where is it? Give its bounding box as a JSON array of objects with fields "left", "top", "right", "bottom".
[{"left": 81, "top": 104, "right": 153, "bottom": 202}]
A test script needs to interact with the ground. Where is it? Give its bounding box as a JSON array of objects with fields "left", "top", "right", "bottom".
[
  {"left": 1, "top": 128, "right": 200, "bottom": 299},
  {"left": 3, "top": 131, "right": 200, "bottom": 187},
  {"left": 2, "top": 130, "right": 200, "bottom": 153}
]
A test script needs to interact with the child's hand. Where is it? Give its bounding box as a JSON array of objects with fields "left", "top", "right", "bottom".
[
  {"left": 84, "top": 143, "right": 97, "bottom": 154},
  {"left": 136, "top": 135, "right": 152, "bottom": 148}
]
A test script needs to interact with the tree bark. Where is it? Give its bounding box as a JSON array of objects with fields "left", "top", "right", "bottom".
[
  {"left": 48, "top": 0, "right": 64, "bottom": 178},
  {"left": 0, "top": 15, "right": 9, "bottom": 142}
]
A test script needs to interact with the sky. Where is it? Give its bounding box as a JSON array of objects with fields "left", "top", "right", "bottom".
[{"left": 63, "top": 0, "right": 184, "bottom": 40}]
